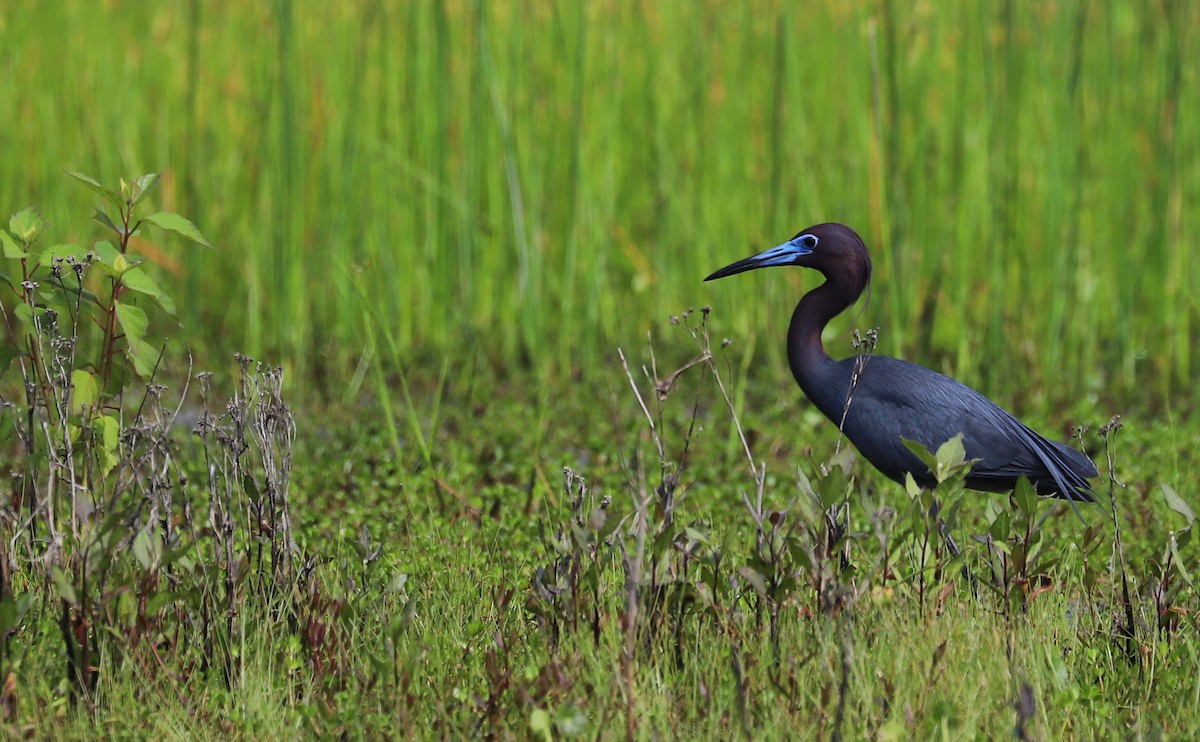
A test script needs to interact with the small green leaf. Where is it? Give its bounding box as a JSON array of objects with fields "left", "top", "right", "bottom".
[
  {"left": 935, "top": 434, "right": 967, "bottom": 480},
  {"left": 877, "top": 720, "right": 909, "bottom": 742},
  {"left": 132, "top": 531, "right": 151, "bottom": 570},
  {"left": 115, "top": 301, "right": 149, "bottom": 345},
  {"left": 65, "top": 170, "right": 121, "bottom": 207},
  {"left": 92, "top": 414, "right": 120, "bottom": 476},
  {"left": 70, "top": 369, "right": 100, "bottom": 416},
  {"left": 1, "top": 229, "right": 26, "bottom": 259},
  {"left": 1168, "top": 534, "right": 1193, "bottom": 585},
  {"left": 554, "top": 703, "right": 588, "bottom": 736},
  {"left": 737, "top": 566, "right": 769, "bottom": 598},
  {"left": 120, "top": 267, "right": 177, "bottom": 315},
  {"left": 130, "top": 173, "right": 161, "bottom": 205},
  {"left": 1161, "top": 483, "right": 1195, "bottom": 526},
  {"left": 92, "top": 208, "right": 123, "bottom": 236},
  {"left": 143, "top": 211, "right": 214, "bottom": 249},
  {"left": 387, "top": 573, "right": 409, "bottom": 594},
  {"left": 91, "top": 239, "right": 141, "bottom": 272},
  {"left": 529, "top": 709, "right": 553, "bottom": 742},
  {"left": 146, "top": 590, "right": 187, "bottom": 615},
  {"left": 52, "top": 567, "right": 79, "bottom": 607},
  {"left": 9, "top": 206, "right": 47, "bottom": 244},
  {"left": 905, "top": 472, "right": 923, "bottom": 497},
  {"left": 819, "top": 475, "right": 848, "bottom": 510},
  {"left": 132, "top": 530, "right": 162, "bottom": 571}
]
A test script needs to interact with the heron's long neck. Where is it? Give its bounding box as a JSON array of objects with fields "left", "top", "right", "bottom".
[{"left": 787, "top": 276, "right": 861, "bottom": 400}]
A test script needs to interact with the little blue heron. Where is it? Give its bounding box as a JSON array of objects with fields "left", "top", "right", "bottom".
[{"left": 705, "top": 222, "right": 1096, "bottom": 502}]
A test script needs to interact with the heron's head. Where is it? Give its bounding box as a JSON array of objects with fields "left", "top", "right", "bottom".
[{"left": 704, "top": 223, "right": 872, "bottom": 295}]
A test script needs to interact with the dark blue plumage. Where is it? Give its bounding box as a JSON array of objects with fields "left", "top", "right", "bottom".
[{"left": 705, "top": 222, "right": 1096, "bottom": 502}]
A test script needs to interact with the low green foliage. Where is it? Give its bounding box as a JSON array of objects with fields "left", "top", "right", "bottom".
[
  {"left": 0, "top": 174, "right": 315, "bottom": 727},
  {"left": 2, "top": 296, "right": 1198, "bottom": 735}
]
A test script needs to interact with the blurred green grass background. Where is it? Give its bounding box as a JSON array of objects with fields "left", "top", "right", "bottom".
[{"left": 1, "top": 0, "right": 1194, "bottom": 408}]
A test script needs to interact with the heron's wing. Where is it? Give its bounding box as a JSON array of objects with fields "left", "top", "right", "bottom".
[{"left": 843, "top": 357, "right": 1096, "bottom": 502}]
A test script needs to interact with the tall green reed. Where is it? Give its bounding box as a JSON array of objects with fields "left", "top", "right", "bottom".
[{"left": 0, "top": 0, "right": 1194, "bottom": 408}]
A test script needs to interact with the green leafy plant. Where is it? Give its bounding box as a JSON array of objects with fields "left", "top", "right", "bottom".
[
  {"left": 0, "top": 172, "right": 214, "bottom": 700},
  {"left": 0, "top": 172, "right": 309, "bottom": 708}
]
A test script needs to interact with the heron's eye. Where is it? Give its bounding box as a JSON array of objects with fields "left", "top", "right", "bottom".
[{"left": 799, "top": 234, "right": 819, "bottom": 249}]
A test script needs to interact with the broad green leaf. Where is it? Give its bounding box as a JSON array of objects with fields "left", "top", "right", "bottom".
[
  {"left": 901, "top": 437, "right": 938, "bottom": 473},
  {"left": 1, "top": 229, "right": 25, "bottom": 259},
  {"left": 1012, "top": 476, "right": 1039, "bottom": 516},
  {"left": 147, "top": 590, "right": 186, "bottom": 615},
  {"left": 935, "top": 434, "right": 967, "bottom": 478},
  {"left": 38, "top": 243, "right": 85, "bottom": 263},
  {"left": 91, "top": 240, "right": 121, "bottom": 268},
  {"left": 0, "top": 595, "right": 14, "bottom": 634},
  {"left": 90, "top": 239, "right": 142, "bottom": 273},
  {"left": 9, "top": 206, "right": 46, "bottom": 244},
  {"left": 92, "top": 414, "right": 120, "bottom": 476},
  {"left": 64, "top": 170, "right": 121, "bottom": 207},
  {"left": 92, "top": 208, "right": 123, "bottom": 236},
  {"left": 132, "top": 530, "right": 161, "bottom": 571},
  {"left": 114, "top": 301, "right": 149, "bottom": 345},
  {"left": 143, "top": 211, "right": 214, "bottom": 249},
  {"left": 51, "top": 567, "right": 79, "bottom": 607},
  {"left": 0, "top": 593, "right": 30, "bottom": 635},
  {"left": 128, "top": 338, "right": 160, "bottom": 379},
  {"left": 13, "top": 302, "right": 34, "bottom": 330},
  {"left": 819, "top": 463, "right": 849, "bottom": 509},
  {"left": 115, "top": 304, "right": 160, "bottom": 378},
  {"left": 120, "top": 267, "right": 177, "bottom": 315},
  {"left": 1160, "top": 483, "right": 1195, "bottom": 526},
  {"left": 0, "top": 346, "right": 21, "bottom": 375},
  {"left": 131, "top": 173, "right": 161, "bottom": 205},
  {"left": 94, "top": 413, "right": 120, "bottom": 450},
  {"left": 70, "top": 369, "right": 100, "bottom": 416}
]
